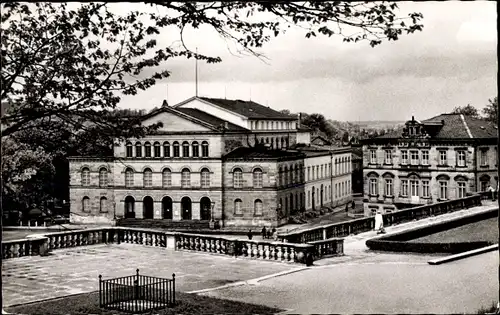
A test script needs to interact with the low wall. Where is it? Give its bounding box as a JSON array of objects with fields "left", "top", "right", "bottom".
[
  {"left": 2, "top": 227, "right": 343, "bottom": 265},
  {"left": 279, "top": 195, "right": 483, "bottom": 244},
  {"left": 365, "top": 208, "right": 498, "bottom": 254}
]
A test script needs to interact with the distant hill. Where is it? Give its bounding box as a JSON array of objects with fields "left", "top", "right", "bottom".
[{"left": 350, "top": 120, "right": 405, "bottom": 130}]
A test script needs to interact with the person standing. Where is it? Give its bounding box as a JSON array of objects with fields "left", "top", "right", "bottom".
[
  {"left": 247, "top": 229, "right": 253, "bottom": 240},
  {"left": 261, "top": 226, "right": 267, "bottom": 239},
  {"left": 374, "top": 210, "right": 385, "bottom": 234}
]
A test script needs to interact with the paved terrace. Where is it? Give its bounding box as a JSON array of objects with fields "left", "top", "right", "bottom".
[{"left": 2, "top": 201, "right": 499, "bottom": 313}]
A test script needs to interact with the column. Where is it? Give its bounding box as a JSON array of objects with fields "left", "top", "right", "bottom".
[
  {"left": 173, "top": 201, "right": 181, "bottom": 221},
  {"left": 192, "top": 202, "right": 201, "bottom": 220},
  {"left": 153, "top": 201, "right": 162, "bottom": 219},
  {"left": 135, "top": 201, "right": 144, "bottom": 219}
]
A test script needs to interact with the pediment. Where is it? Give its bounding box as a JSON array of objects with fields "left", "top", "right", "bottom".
[{"left": 142, "top": 110, "right": 213, "bottom": 132}]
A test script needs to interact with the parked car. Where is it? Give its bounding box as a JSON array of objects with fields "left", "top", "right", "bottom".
[{"left": 51, "top": 215, "right": 70, "bottom": 224}]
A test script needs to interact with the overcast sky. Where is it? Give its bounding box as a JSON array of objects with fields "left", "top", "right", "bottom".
[{"left": 116, "top": 1, "right": 497, "bottom": 122}]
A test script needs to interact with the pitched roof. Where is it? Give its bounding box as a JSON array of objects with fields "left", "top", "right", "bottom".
[
  {"left": 375, "top": 114, "right": 497, "bottom": 140},
  {"left": 175, "top": 108, "right": 248, "bottom": 131},
  {"left": 199, "top": 97, "right": 296, "bottom": 120},
  {"left": 223, "top": 146, "right": 305, "bottom": 160}
]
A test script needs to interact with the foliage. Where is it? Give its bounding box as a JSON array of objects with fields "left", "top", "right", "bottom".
[
  {"left": 2, "top": 1, "right": 423, "bottom": 139},
  {"left": 451, "top": 104, "right": 480, "bottom": 118},
  {"left": 1, "top": 137, "right": 55, "bottom": 210},
  {"left": 482, "top": 97, "right": 498, "bottom": 123},
  {"left": 1, "top": 1, "right": 423, "bottom": 208}
]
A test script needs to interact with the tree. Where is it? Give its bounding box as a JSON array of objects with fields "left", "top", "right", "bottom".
[
  {"left": 451, "top": 104, "right": 480, "bottom": 118},
  {"left": 1, "top": 137, "right": 55, "bottom": 211},
  {"left": 2, "top": 2, "right": 424, "bottom": 139},
  {"left": 483, "top": 97, "right": 498, "bottom": 123}
]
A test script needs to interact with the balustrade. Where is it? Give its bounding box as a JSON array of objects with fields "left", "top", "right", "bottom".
[
  {"left": 308, "top": 238, "right": 344, "bottom": 259},
  {"left": 280, "top": 194, "right": 482, "bottom": 243}
]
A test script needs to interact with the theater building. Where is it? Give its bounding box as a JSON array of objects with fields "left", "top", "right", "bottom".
[
  {"left": 360, "top": 114, "right": 498, "bottom": 216},
  {"left": 69, "top": 96, "right": 352, "bottom": 228}
]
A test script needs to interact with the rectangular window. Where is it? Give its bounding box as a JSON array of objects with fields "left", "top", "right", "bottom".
[
  {"left": 422, "top": 180, "right": 430, "bottom": 198},
  {"left": 457, "top": 150, "right": 466, "bottom": 167},
  {"left": 154, "top": 145, "right": 161, "bottom": 158},
  {"left": 480, "top": 150, "right": 488, "bottom": 166},
  {"left": 410, "top": 180, "right": 419, "bottom": 197},
  {"left": 384, "top": 150, "right": 392, "bottom": 164},
  {"left": 439, "top": 181, "right": 448, "bottom": 200},
  {"left": 421, "top": 150, "right": 429, "bottom": 165},
  {"left": 369, "top": 178, "right": 378, "bottom": 195},
  {"left": 126, "top": 145, "right": 133, "bottom": 158},
  {"left": 181, "top": 171, "right": 190, "bottom": 188},
  {"left": 145, "top": 145, "right": 152, "bottom": 158},
  {"left": 457, "top": 182, "right": 466, "bottom": 198},
  {"left": 173, "top": 145, "right": 180, "bottom": 157},
  {"left": 384, "top": 178, "right": 393, "bottom": 196},
  {"left": 410, "top": 150, "right": 419, "bottom": 165},
  {"left": 401, "top": 180, "right": 408, "bottom": 197},
  {"left": 163, "top": 144, "right": 170, "bottom": 157},
  {"left": 439, "top": 150, "right": 447, "bottom": 165},
  {"left": 401, "top": 150, "right": 408, "bottom": 165},
  {"left": 370, "top": 150, "right": 377, "bottom": 164},
  {"left": 183, "top": 145, "right": 189, "bottom": 157}
]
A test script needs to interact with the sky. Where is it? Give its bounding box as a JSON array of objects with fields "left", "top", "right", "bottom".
[{"left": 114, "top": 1, "right": 497, "bottom": 122}]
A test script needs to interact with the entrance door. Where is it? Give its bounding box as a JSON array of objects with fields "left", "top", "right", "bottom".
[
  {"left": 200, "top": 197, "right": 211, "bottom": 221},
  {"left": 143, "top": 196, "right": 154, "bottom": 219},
  {"left": 124, "top": 196, "right": 135, "bottom": 218},
  {"left": 162, "top": 196, "right": 173, "bottom": 219},
  {"left": 181, "top": 197, "right": 192, "bottom": 220}
]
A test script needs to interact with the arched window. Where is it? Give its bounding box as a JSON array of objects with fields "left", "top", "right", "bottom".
[
  {"left": 125, "top": 168, "right": 134, "bottom": 187},
  {"left": 99, "top": 197, "right": 108, "bottom": 213},
  {"left": 153, "top": 142, "right": 161, "bottom": 157},
  {"left": 254, "top": 199, "right": 263, "bottom": 216},
  {"left": 295, "top": 165, "right": 299, "bottom": 183},
  {"left": 143, "top": 168, "right": 153, "bottom": 187},
  {"left": 200, "top": 168, "right": 210, "bottom": 188},
  {"left": 234, "top": 199, "right": 243, "bottom": 215},
  {"left": 126, "top": 142, "right": 133, "bottom": 157},
  {"left": 163, "top": 141, "right": 170, "bottom": 157},
  {"left": 192, "top": 141, "right": 199, "bottom": 157},
  {"left": 135, "top": 142, "right": 142, "bottom": 158},
  {"left": 81, "top": 168, "right": 90, "bottom": 186},
  {"left": 233, "top": 168, "right": 243, "bottom": 188},
  {"left": 162, "top": 169, "right": 172, "bottom": 187},
  {"left": 181, "top": 168, "right": 190, "bottom": 188},
  {"left": 182, "top": 141, "right": 190, "bottom": 157},
  {"left": 253, "top": 168, "right": 263, "bottom": 188},
  {"left": 266, "top": 121, "right": 269, "bottom": 130},
  {"left": 99, "top": 168, "right": 108, "bottom": 187},
  {"left": 82, "top": 196, "right": 90, "bottom": 213},
  {"left": 201, "top": 141, "right": 209, "bottom": 157},
  {"left": 173, "top": 141, "right": 180, "bottom": 157},
  {"left": 144, "top": 142, "right": 152, "bottom": 157}
]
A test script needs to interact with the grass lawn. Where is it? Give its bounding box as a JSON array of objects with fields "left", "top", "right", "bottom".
[
  {"left": 6, "top": 291, "right": 283, "bottom": 315},
  {"left": 410, "top": 218, "right": 498, "bottom": 244}
]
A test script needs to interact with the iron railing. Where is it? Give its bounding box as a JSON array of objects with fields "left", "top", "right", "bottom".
[{"left": 99, "top": 269, "right": 175, "bottom": 313}]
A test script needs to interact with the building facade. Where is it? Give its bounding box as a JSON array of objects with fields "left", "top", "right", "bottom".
[
  {"left": 69, "top": 97, "right": 352, "bottom": 228},
  {"left": 361, "top": 114, "right": 497, "bottom": 216}
]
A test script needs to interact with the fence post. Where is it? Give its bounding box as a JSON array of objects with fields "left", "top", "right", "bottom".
[
  {"left": 172, "top": 273, "right": 176, "bottom": 306},
  {"left": 99, "top": 275, "right": 102, "bottom": 307}
]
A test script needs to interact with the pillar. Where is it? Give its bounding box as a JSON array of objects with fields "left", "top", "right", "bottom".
[
  {"left": 173, "top": 201, "right": 181, "bottom": 221},
  {"left": 192, "top": 202, "right": 201, "bottom": 220},
  {"left": 153, "top": 201, "right": 162, "bottom": 219}
]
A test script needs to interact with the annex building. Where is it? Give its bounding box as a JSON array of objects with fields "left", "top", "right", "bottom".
[
  {"left": 360, "top": 114, "right": 498, "bottom": 216},
  {"left": 69, "top": 97, "right": 352, "bottom": 228}
]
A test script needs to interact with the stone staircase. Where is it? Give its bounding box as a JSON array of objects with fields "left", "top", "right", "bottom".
[{"left": 117, "top": 219, "right": 210, "bottom": 231}]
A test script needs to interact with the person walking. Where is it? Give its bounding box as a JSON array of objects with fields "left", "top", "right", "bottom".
[{"left": 261, "top": 226, "right": 267, "bottom": 239}]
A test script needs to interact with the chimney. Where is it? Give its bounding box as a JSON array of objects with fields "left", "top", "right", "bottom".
[{"left": 162, "top": 100, "right": 169, "bottom": 107}]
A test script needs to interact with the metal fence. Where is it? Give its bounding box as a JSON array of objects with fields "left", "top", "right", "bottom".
[{"left": 99, "top": 269, "right": 175, "bottom": 313}]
